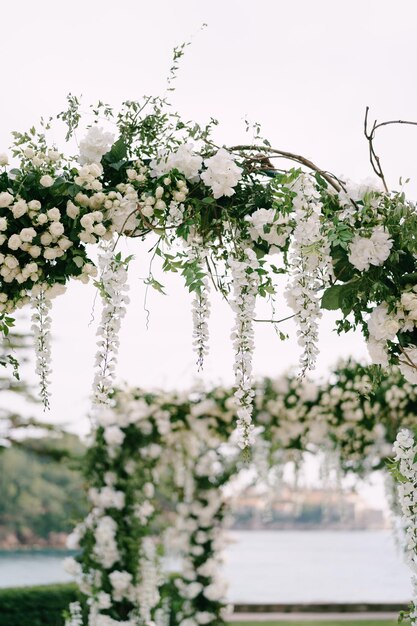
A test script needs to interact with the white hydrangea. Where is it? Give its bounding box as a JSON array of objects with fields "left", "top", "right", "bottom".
[
  {"left": 150, "top": 143, "right": 202, "bottom": 182},
  {"left": 367, "top": 303, "right": 400, "bottom": 342},
  {"left": 398, "top": 347, "right": 417, "bottom": 385},
  {"left": 348, "top": 226, "right": 393, "bottom": 272},
  {"left": 367, "top": 338, "right": 389, "bottom": 367},
  {"left": 246, "top": 207, "right": 291, "bottom": 248},
  {"left": 344, "top": 176, "right": 384, "bottom": 202},
  {"left": 200, "top": 148, "right": 242, "bottom": 198},
  {"left": 79, "top": 126, "right": 115, "bottom": 165}
]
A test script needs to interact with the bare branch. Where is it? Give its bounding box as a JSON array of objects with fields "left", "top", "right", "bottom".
[{"left": 228, "top": 144, "right": 342, "bottom": 192}]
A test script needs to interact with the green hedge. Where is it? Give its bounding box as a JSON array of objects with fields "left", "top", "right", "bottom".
[{"left": 0, "top": 583, "right": 79, "bottom": 626}]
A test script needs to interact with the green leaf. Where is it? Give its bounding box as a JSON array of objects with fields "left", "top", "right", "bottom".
[
  {"left": 321, "top": 284, "right": 346, "bottom": 311},
  {"left": 104, "top": 137, "right": 128, "bottom": 163}
]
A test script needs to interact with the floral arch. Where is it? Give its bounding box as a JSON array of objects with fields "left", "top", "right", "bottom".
[
  {"left": 62, "top": 361, "right": 417, "bottom": 626},
  {"left": 1, "top": 50, "right": 417, "bottom": 625}
]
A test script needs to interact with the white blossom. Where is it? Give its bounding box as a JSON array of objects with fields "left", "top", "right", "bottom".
[
  {"left": 285, "top": 174, "right": 333, "bottom": 374},
  {"left": 79, "top": 126, "right": 114, "bottom": 165},
  {"left": 367, "top": 303, "right": 400, "bottom": 342},
  {"left": 348, "top": 226, "right": 393, "bottom": 272},
  {"left": 92, "top": 239, "right": 130, "bottom": 410},
  {"left": 200, "top": 148, "right": 242, "bottom": 199},
  {"left": 150, "top": 143, "right": 202, "bottom": 183},
  {"left": 230, "top": 247, "right": 259, "bottom": 448},
  {"left": 31, "top": 287, "right": 53, "bottom": 408}
]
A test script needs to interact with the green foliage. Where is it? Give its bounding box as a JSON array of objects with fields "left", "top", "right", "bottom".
[
  {"left": 0, "top": 583, "right": 79, "bottom": 626},
  {"left": 0, "top": 439, "right": 87, "bottom": 541}
]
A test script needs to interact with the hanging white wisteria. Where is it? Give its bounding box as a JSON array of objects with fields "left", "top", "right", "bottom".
[{"left": 92, "top": 239, "right": 130, "bottom": 409}]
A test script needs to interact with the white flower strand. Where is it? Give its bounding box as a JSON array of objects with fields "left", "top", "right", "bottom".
[
  {"left": 285, "top": 174, "right": 333, "bottom": 374},
  {"left": 192, "top": 280, "right": 211, "bottom": 371},
  {"left": 230, "top": 247, "right": 259, "bottom": 449},
  {"left": 136, "top": 537, "right": 161, "bottom": 625},
  {"left": 187, "top": 245, "right": 211, "bottom": 371},
  {"left": 65, "top": 601, "right": 83, "bottom": 626},
  {"left": 393, "top": 429, "right": 417, "bottom": 624},
  {"left": 31, "top": 286, "right": 53, "bottom": 409},
  {"left": 93, "top": 240, "right": 130, "bottom": 407}
]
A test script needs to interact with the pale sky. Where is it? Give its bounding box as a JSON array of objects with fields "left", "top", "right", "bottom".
[{"left": 1, "top": 0, "right": 417, "bottom": 441}]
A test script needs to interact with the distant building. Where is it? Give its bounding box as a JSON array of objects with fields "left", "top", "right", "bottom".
[{"left": 231, "top": 484, "right": 388, "bottom": 530}]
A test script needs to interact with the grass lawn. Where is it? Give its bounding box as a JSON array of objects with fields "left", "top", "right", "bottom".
[{"left": 230, "top": 622, "right": 397, "bottom": 626}]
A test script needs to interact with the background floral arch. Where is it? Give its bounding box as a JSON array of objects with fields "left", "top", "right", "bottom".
[{"left": 63, "top": 360, "right": 417, "bottom": 626}]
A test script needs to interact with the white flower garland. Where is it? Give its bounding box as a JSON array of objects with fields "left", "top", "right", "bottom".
[
  {"left": 393, "top": 428, "right": 417, "bottom": 624},
  {"left": 93, "top": 239, "right": 130, "bottom": 407},
  {"left": 30, "top": 285, "right": 53, "bottom": 408},
  {"left": 230, "top": 247, "right": 260, "bottom": 449},
  {"left": 285, "top": 174, "right": 333, "bottom": 374},
  {"left": 136, "top": 537, "right": 161, "bottom": 624},
  {"left": 187, "top": 244, "right": 211, "bottom": 371}
]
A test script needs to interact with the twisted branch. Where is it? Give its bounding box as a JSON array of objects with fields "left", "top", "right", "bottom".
[{"left": 228, "top": 144, "right": 342, "bottom": 192}]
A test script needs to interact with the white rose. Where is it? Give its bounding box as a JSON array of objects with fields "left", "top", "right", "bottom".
[
  {"left": 93, "top": 223, "right": 106, "bottom": 236},
  {"left": 0, "top": 192, "right": 13, "bottom": 208},
  {"left": 40, "top": 175, "right": 54, "bottom": 188},
  {"left": 0, "top": 154, "right": 9, "bottom": 166},
  {"left": 141, "top": 205, "right": 154, "bottom": 218},
  {"left": 58, "top": 238, "right": 73, "bottom": 251},
  {"left": 12, "top": 199, "right": 28, "bottom": 218},
  {"left": 47, "top": 207, "right": 61, "bottom": 221},
  {"left": 37, "top": 214, "right": 48, "bottom": 225},
  {"left": 25, "top": 262, "right": 38, "bottom": 275},
  {"left": 4, "top": 255, "right": 18, "bottom": 269},
  {"left": 47, "top": 149, "right": 60, "bottom": 162},
  {"left": 20, "top": 227, "right": 36, "bottom": 242},
  {"left": 75, "top": 192, "right": 90, "bottom": 206},
  {"left": 24, "top": 147, "right": 35, "bottom": 159},
  {"left": 66, "top": 201, "right": 80, "bottom": 219},
  {"left": 8, "top": 234, "right": 22, "bottom": 250},
  {"left": 89, "top": 163, "right": 103, "bottom": 178},
  {"left": 44, "top": 247, "right": 58, "bottom": 260},
  {"left": 0, "top": 217, "right": 7, "bottom": 231},
  {"left": 28, "top": 200, "right": 41, "bottom": 211},
  {"left": 49, "top": 222, "right": 65, "bottom": 237},
  {"left": 80, "top": 214, "right": 94, "bottom": 229},
  {"left": 28, "top": 245, "right": 41, "bottom": 258},
  {"left": 40, "top": 232, "right": 53, "bottom": 246}
]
